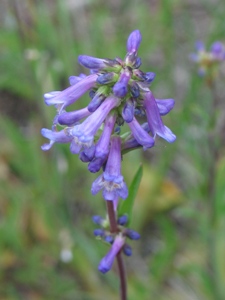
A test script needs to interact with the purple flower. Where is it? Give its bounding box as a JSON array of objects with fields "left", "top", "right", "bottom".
[
  {"left": 88, "top": 112, "right": 117, "bottom": 173},
  {"left": 69, "top": 74, "right": 86, "bottom": 85},
  {"left": 44, "top": 74, "right": 98, "bottom": 109},
  {"left": 98, "top": 234, "right": 125, "bottom": 274},
  {"left": 57, "top": 107, "right": 91, "bottom": 126},
  {"left": 88, "top": 93, "right": 106, "bottom": 112},
  {"left": 126, "top": 29, "right": 142, "bottom": 54},
  {"left": 127, "top": 117, "right": 155, "bottom": 150},
  {"left": 123, "top": 244, "right": 132, "bottom": 256},
  {"left": 143, "top": 91, "right": 176, "bottom": 143},
  {"left": 210, "top": 41, "right": 225, "bottom": 61},
  {"left": 67, "top": 96, "right": 120, "bottom": 154},
  {"left": 113, "top": 69, "right": 131, "bottom": 98},
  {"left": 155, "top": 98, "right": 175, "bottom": 116},
  {"left": 91, "top": 136, "right": 128, "bottom": 201},
  {"left": 78, "top": 55, "right": 108, "bottom": 69},
  {"left": 122, "top": 99, "right": 135, "bottom": 123},
  {"left": 125, "top": 229, "right": 140, "bottom": 240},
  {"left": 117, "top": 215, "right": 128, "bottom": 226},
  {"left": 41, "top": 127, "right": 73, "bottom": 151}
]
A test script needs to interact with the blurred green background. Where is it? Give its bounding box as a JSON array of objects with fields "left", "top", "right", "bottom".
[{"left": 1, "top": 0, "right": 225, "bottom": 299}]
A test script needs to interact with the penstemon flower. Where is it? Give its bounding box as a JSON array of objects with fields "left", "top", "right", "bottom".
[
  {"left": 41, "top": 30, "right": 176, "bottom": 296},
  {"left": 190, "top": 40, "right": 225, "bottom": 77}
]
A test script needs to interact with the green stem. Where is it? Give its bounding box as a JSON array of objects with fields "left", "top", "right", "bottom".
[{"left": 106, "top": 201, "right": 127, "bottom": 300}]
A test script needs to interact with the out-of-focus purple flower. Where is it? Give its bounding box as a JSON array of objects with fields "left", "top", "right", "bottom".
[
  {"left": 91, "top": 136, "right": 128, "bottom": 201},
  {"left": 210, "top": 41, "right": 225, "bottom": 61},
  {"left": 117, "top": 215, "right": 128, "bottom": 226},
  {"left": 92, "top": 215, "right": 104, "bottom": 226},
  {"left": 190, "top": 40, "right": 225, "bottom": 77},
  {"left": 98, "top": 234, "right": 125, "bottom": 274},
  {"left": 123, "top": 244, "right": 132, "bottom": 256},
  {"left": 143, "top": 91, "right": 176, "bottom": 143},
  {"left": 125, "top": 229, "right": 141, "bottom": 240}
]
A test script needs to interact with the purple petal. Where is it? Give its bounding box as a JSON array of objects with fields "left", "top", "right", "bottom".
[
  {"left": 78, "top": 55, "right": 107, "bottom": 69},
  {"left": 98, "top": 235, "right": 125, "bottom": 274},
  {"left": 127, "top": 117, "right": 155, "bottom": 150},
  {"left": 44, "top": 74, "right": 98, "bottom": 109},
  {"left": 58, "top": 107, "right": 91, "bottom": 126},
  {"left": 144, "top": 92, "right": 176, "bottom": 143},
  {"left": 113, "top": 70, "right": 131, "bottom": 98},
  {"left": 122, "top": 99, "right": 135, "bottom": 123},
  {"left": 69, "top": 74, "right": 86, "bottom": 85},
  {"left": 95, "top": 112, "right": 117, "bottom": 159},
  {"left": 126, "top": 30, "right": 142, "bottom": 53},
  {"left": 195, "top": 40, "right": 205, "bottom": 52},
  {"left": 156, "top": 98, "right": 175, "bottom": 115},
  {"left": 88, "top": 94, "right": 106, "bottom": 112},
  {"left": 41, "top": 128, "right": 73, "bottom": 151}
]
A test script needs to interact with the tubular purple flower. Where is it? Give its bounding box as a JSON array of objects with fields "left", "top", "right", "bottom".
[
  {"left": 126, "top": 29, "right": 142, "bottom": 54},
  {"left": 143, "top": 91, "right": 176, "bottom": 143},
  {"left": 88, "top": 93, "right": 106, "bottom": 112},
  {"left": 95, "top": 112, "right": 117, "bottom": 159},
  {"left": 113, "top": 69, "right": 131, "bottom": 98},
  {"left": 88, "top": 157, "right": 107, "bottom": 173},
  {"left": 98, "top": 234, "right": 125, "bottom": 274},
  {"left": 122, "top": 99, "right": 135, "bottom": 123},
  {"left": 155, "top": 98, "right": 175, "bottom": 116},
  {"left": 79, "top": 144, "right": 95, "bottom": 162},
  {"left": 67, "top": 96, "right": 120, "bottom": 153},
  {"left": 127, "top": 117, "right": 155, "bottom": 150},
  {"left": 91, "top": 136, "right": 128, "bottom": 201},
  {"left": 58, "top": 107, "right": 91, "bottom": 126},
  {"left": 78, "top": 55, "right": 118, "bottom": 69},
  {"left": 41, "top": 128, "right": 73, "bottom": 151},
  {"left": 44, "top": 74, "right": 98, "bottom": 109}
]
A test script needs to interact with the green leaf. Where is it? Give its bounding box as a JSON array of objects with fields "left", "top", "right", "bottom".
[{"left": 119, "top": 164, "right": 143, "bottom": 226}]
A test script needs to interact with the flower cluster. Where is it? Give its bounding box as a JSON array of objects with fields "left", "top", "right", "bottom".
[
  {"left": 92, "top": 214, "right": 140, "bottom": 273},
  {"left": 190, "top": 40, "right": 225, "bottom": 77},
  {"left": 41, "top": 30, "right": 176, "bottom": 273},
  {"left": 41, "top": 29, "right": 176, "bottom": 204}
]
